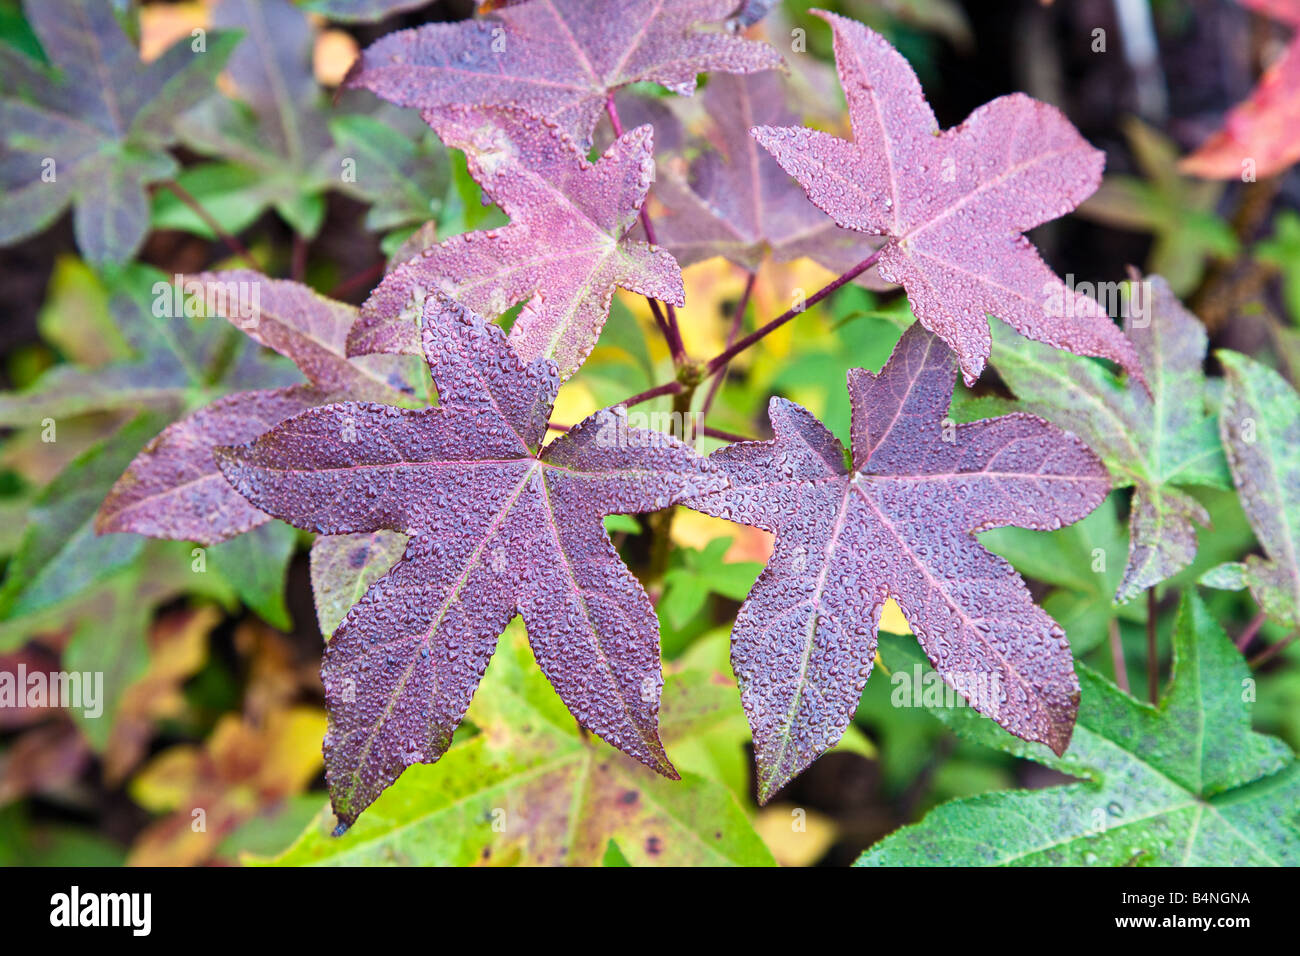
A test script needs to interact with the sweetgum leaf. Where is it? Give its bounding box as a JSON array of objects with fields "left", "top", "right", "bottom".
[
  {"left": 97, "top": 274, "right": 417, "bottom": 546},
  {"left": 97, "top": 386, "right": 325, "bottom": 547},
  {"left": 174, "top": 0, "right": 446, "bottom": 238},
  {"left": 987, "top": 275, "right": 1231, "bottom": 603},
  {"left": 259, "top": 622, "right": 775, "bottom": 865},
  {"left": 686, "top": 321, "right": 1110, "bottom": 800},
  {"left": 645, "top": 71, "right": 881, "bottom": 276},
  {"left": 343, "top": 0, "right": 783, "bottom": 148},
  {"left": 349, "top": 107, "right": 683, "bottom": 380},
  {"left": 0, "top": 0, "right": 237, "bottom": 264},
  {"left": 1180, "top": 0, "right": 1300, "bottom": 179},
  {"left": 751, "top": 11, "right": 1143, "bottom": 387},
  {"left": 1217, "top": 349, "right": 1300, "bottom": 628},
  {"left": 175, "top": 0, "right": 339, "bottom": 236},
  {"left": 215, "top": 293, "right": 724, "bottom": 827},
  {"left": 858, "top": 594, "right": 1300, "bottom": 865}
]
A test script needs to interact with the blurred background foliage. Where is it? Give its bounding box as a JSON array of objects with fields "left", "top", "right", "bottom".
[{"left": 0, "top": 0, "right": 1297, "bottom": 866}]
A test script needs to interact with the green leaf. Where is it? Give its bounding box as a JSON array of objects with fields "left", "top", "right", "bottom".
[
  {"left": 1077, "top": 119, "right": 1237, "bottom": 295},
  {"left": 259, "top": 623, "right": 776, "bottom": 866},
  {"left": 329, "top": 113, "right": 447, "bottom": 233},
  {"left": 857, "top": 594, "right": 1299, "bottom": 865},
  {"left": 659, "top": 537, "right": 763, "bottom": 630},
  {"left": 989, "top": 275, "right": 1230, "bottom": 602},
  {"left": 1257, "top": 210, "right": 1300, "bottom": 323},
  {"left": 209, "top": 520, "right": 298, "bottom": 630},
  {"left": 1217, "top": 350, "right": 1300, "bottom": 628},
  {"left": 0, "top": 411, "right": 168, "bottom": 621},
  {"left": 63, "top": 574, "right": 150, "bottom": 751},
  {"left": 0, "top": 3, "right": 237, "bottom": 264},
  {"left": 308, "top": 530, "right": 406, "bottom": 638}
]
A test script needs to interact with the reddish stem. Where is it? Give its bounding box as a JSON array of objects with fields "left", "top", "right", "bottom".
[
  {"left": 699, "top": 271, "right": 756, "bottom": 426},
  {"left": 162, "top": 179, "right": 259, "bottom": 271},
  {"left": 704, "top": 248, "right": 882, "bottom": 379},
  {"left": 1107, "top": 618, "right": 1130, "bottom": 694},
  {"left": 1235, "top": 609, "right": 1267, "bottom": 651},
  {"left": 1249, "top": 630, "right": 1297, "bottom": 669},
  {"left": 328, "top": 260, "right": 387, "bottom": 301},
  {"left": 1146, "top": 590, "right": 1159, "bottom": 704},
  {"left": 605, "top": 94, "right": 687, "bottom": 363}
]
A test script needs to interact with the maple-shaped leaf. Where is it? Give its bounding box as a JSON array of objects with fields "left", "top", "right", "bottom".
[
  {"left": 349, "top": 107, "right": 683, "bottom": 380},
  {"left": 686, "top": 321, "right": 1110, "bottom": 800},
  {"left": 169, "top": 0, "right": 445, "bottom": 239},
  {"left": 0, "top": 0, "right": 237, "bottom": 264},
  {"left": 858, "top": 594, "right": 1300, "bottom": 865},
  {"left": 986, "top": 275, "right": 1231, "bottom": 603},
  {"left": 344, "top": 0, "right": 782, "bottom": 148},
  {"left": 751, "top": 11, "right": 1143, "bottom": 387},
  {"left": 645, "top": 70, "right": 881, "bottom": 277},
  {"left": 1180, "top": 0, "right": 1300, "bottom": 179},
  {"left": 1216, "top": 349, "right": 1300, "bottom": 628},
  {"left": 96, "top": 273, "right": 418, "bottom": 546},
  {"left": 1077, "top": 119, "right": 1238, "bottom": 296},
  {"left": 215, "top": 293, "right": 724, "bottom": 827},
  {"left": 258, "top": 622, "right": 776, "bottom": 866}
]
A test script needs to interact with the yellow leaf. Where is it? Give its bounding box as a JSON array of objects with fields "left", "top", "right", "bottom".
[{"left": 754, "top": 804, "right": 838, "bottom": 867}]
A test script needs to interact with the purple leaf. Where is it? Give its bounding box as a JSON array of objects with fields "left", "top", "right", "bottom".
[
  {"left": 343, "top": 0, "right": 783, "bottom": 148},
  {"left": 646, "top": 71, "right": 883, "bottom": 278},
  {"left": 188, "top": 271, "right": 417, "bottom": 402},
  {"left": 215, "top": 293, "right": 724, "bottom": 826},
  {"left": 751, "top": 11, "right": 1143, "bottom": 387},
  {"left": 687, "top": 322, "right": 1109, "bottom": 800},
  {"left": 96, "top": 385, "right": 324, "bottom": 546},
  {"left": 349, "top": 107, "right": 683, "bottom": 380}
]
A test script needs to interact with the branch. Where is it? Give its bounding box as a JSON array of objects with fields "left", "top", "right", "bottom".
[
  {"left": 605, "top": 94, "right": 687, "bottom": 363},
  {"left": 704, "top": 248, "right": 883, "bottom": 378},
  {"left": 160, "top": 179, "right": 260, "bottom": 271}
]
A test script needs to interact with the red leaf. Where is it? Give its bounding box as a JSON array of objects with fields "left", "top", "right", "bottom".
[
  {"left": 751, "top": 11, "right": 1143, "bottom": 387},
  {"left": 216, "top": 293, "right": 724, "bottom": 826},
  {"left": 688, "top": 322, "right": 1109, "bottom": 800},
  {"left": 349, "top": 107, "right": 683, "bottom": 380},
  {"left": 1180, "top": 0, "right": 1300, "bottom": 179},
  {"left": 647, "top": 70, "right": 883, "bottom": 277},
  {"left": 343, "top": 0, "right": 783, "bottom": 148}
]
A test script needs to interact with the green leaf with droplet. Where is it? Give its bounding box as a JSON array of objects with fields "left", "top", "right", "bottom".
[
  {"left": 255, "top": 622, "right": 775, "bottom": 866},
  {"left": 856, "top": 593, "right": 1300, "bottom": 866}
]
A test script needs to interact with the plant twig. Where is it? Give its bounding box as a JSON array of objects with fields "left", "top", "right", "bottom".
[
  {"left": 698, "top": 271, "right": 756, "bottom": 429},
  {"left": 328, "top": 260, "right": 387, "bottom": 300},
  {"left": 605, "top": 94, "right": 686, "bottom": 363},
  {"left": 160, "top": 179, "right": 259, "bottom": 271},
  {"left": 291, "top": 234, "right": 308, "bottom": 283},
  {"left": 1108, "top": 618, "right": 1130, "bottom": 694},
  {"left": 1235, "top": 609, "right": 1268, "bottom": 651},
  {"left": 704, "top": 248, "right": 883, "bottom": 378},
  {"left": 1249, "top": 630, "right": 1297, "bottom": 668},
  {"left": 1146, "top": 589, "right": 1159, "bottom": 704}
]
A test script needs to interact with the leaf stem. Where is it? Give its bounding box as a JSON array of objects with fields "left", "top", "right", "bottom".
[
  {"left": 1107, "top": 618, "right": 1130, "bottom": 694},
  {"left": 607, "top": 252, "right": 882, "bottom": 414},
  {"left": 1249, "top": 629, "right": 1297, "bottom": 668},
  {"left": 1235, "top": 609, "right": 1268, "bottom": 651},
  {"left": 1146, "top": 590, "right": 1159, "bottom": 704},
  {"left": 605, "top": 93, "right": 687, "bottom": 364},
  {"left": 291, "top": 234, "right": 309, "bottom": 283},
  {"left": 160, "top": 179, "right": 259, "bottom": 271},
  {"left": 698, "top": 270, "right": 756, "bottom": 427},
  {"left": 703, "top": 248, "right": 882, "bottom": 379}
]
